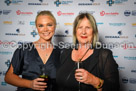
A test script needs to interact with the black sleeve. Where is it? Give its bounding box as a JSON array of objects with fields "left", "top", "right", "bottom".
[
  {"left": 102, "top": 50, "right": 120, "bottom": 91},
  {"left": 10, "top": 47, "right": 24, "bottom": 75}
]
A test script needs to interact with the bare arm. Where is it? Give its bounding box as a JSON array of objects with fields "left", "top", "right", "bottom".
[
  {"left": 4, "top": 64, "right": 47, "bottom": 90},
  {"left": 4, "top": 64, "right": 32, "bottom": 88}
]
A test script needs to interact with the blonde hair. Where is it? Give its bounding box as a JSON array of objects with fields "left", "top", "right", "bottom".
[
  {"left": 35, "top": 10, "right": 56, "bottom": 26},
  {"left": 73, "top": 13, "right": 99, "bottom": 48}
]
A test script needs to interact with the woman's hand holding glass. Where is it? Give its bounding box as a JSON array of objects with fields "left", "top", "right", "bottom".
[
  {"left": 75, "top": 68, "right": 102, "bottom": 88},
  {"left": 30, "top": 78, "right": 47, "bottom": 91}
]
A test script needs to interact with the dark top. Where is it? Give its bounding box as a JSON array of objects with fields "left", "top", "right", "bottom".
[
  {"left": 10, "top": 43, "right": 60, "bottom": 91},
  {"left": 56, "top": 48, "right": 120, "bottom": 91}
]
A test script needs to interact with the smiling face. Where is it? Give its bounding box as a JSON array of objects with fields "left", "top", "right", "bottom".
[
  {"left": 76, "top": 17, "right": 93, "bottom": 45},
  {"left": 36, "top": 15, "right": 56, "bottom": 42}
]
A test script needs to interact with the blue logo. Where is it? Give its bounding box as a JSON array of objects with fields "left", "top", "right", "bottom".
[
  {"left": 109, "top": 23, "right": 126, "bottom": 26},
  {"left": 30, "top": 21, "right": 35, "bottom": 25},
  {"left": 65, "top": 30, "right": 69, "bottom": 34},
  {"left": 124, "top": 56, "right": 136, "bottom": 60},
  {"left": 16, "top": 28, "right": 20, "bottom": 33},
  {"left": 5, "top": 60, "right": 11, "bottom": 67},
  {"left": 0, "top": 51, "right": 12, "bottom": 55},
  {"left": 54, "top": 0, "right": 61, "bottom": 7},
  {"left": 124, "top": 10, "right": 131, "bottom": 16},
  {"left": 31, "top": 30, "right": 38, "bottom": 37},
  {"left": 5, "top": 0, "right": 12, "bottom": 6},
  {"left": 118, "top": 31, "right": 122, "bottom": 35},
  {"left": 1, "top": 82, "right": 7, "bottom": 86},
  {"left": 107, "top": 0, "right": 114, "bottom": 6}
]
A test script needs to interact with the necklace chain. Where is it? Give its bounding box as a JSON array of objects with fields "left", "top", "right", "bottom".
[{"left": 79, "top": 48, "right": 90, "bottom": 62}]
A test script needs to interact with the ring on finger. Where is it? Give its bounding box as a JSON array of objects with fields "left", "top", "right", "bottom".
[{"left": 80, "top": 77, "right": 83, "bottom": 80}]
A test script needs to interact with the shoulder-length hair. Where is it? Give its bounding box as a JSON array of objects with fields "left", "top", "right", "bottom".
[{"left": 73, "top": 13, "right": 99, "bottom": 48}]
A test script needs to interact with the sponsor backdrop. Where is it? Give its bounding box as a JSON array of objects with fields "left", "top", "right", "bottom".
[{"left": 0, "top": 0, "right": 136, "bottom": 91}]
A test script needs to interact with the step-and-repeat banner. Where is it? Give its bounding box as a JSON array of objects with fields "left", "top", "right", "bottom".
[{"left": 0, "top": 0, "right": 136, "bottom": 91}]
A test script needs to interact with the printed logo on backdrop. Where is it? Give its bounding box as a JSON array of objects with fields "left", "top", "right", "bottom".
[
  {"left": 129, "top": 78, "right": 136, "bottom": 84},
  {"left": 30, "top": 21, "right": 35, "bottom": 25},
  {"left": 124, "top": 10, "right": 136, "bottom": 16},
  {"left": 3, "top": 21, "right": 12, "bottom": 25},
  {"left": 100, "top": 11, "right": 119, "bottom": 16},
  {"left": 16, "top": 10, "right": 33, "bottom": 16},
  {"left": 5, "top": 29, "right": 25, "bottom": 36},
  {"left": 57, "top": 11, "right": 74, "bottom": 16},
  {"left": 54, "top": 0, "right": 73, "bottom": 7},
  {"left": 4, "top": 0, "right": 23, "bottom": 6},
  {"left": 106, "top": 0, "right": 128, "bottom": 6},
  {"left": 109, "top": 23, "right": 126, "bottom": 26},
  {"left": 18, "top": 21, "right": 25, "bottom": 25},
  {"left": 31, "top": 30, "right": 38, "bottom": 37},
  {"left": 5, "top": 60, "right": 11, "bottom": 67},
  {"left": 79, "top": 10, "right": 95, "bottom": 15},
  {"left": 0, "top": 51, "right": 12, "bottom": 55},
  {"left": 96, "top": 22, "right": 104, "bottom": 26},
  {"left": 0, "top": 10, "right": 11, "bottom": 15},
  {"left": 28, "top": 0, "right": 48, "bottom": 5},
  {"left": 118, "top": 66, "right": 125, "bottom": 70},
  {"left": 1, "top": 82, "right": 7, "bottom": 86},
  {"left": 105, "top": 31, "right": 128, "bottom": 39},
  {"left": 0, "top": 71, "right": 6, "bottom": 77},
  {"left": 113, "top": 55, "right": 118, "bottom": 58},
  {"left": 0, "top": 40, "right": 15, "bottom": 49},
  {"left": 131, "top": 69, "right": 136, "bottom": 73},
  {"left": 124, "top": 56, "right": 136, "bottom": 60},
  {"left": 132, "top": 23, "right": 136, "bottom": 27},
  {"left": 64, "top": 23, "right": 73, "bottom": 26},
  {"left": 122, "top": 77, "right": 129, "bottom": 84},
  {"left": 106, "top": 0, "right": 114, "bottom": 6},
  {"left": 78, "top": 0, "right": 100, "bottom": 6},
  {"left": 54, "top": 29, "right": 72, "bottom": 37},
  {"left": 122, "top": 42, "right": 136, "bottom": 50}
]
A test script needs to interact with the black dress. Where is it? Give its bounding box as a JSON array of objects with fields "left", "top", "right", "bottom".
[
  {"left": 56, "top": 48, "right": 120, "bottom": 91},
  {"left": 10, "top": 43, "right": 60, "bottom": 91}
]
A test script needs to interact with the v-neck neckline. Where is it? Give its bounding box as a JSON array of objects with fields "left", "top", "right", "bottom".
[{"left": 32, "top": 43, "right": 54, "bottom": 65}]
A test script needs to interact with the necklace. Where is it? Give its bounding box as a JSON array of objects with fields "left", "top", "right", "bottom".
[{"left": 78, "top": 48, "right": 90, "bottom": 62}]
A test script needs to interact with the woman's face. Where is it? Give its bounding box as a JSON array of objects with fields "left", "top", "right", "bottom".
[
  {"left": 76, "top": 17, "right": 93, "bottom": 45},
  {"left": 36, "top": 15, "right": 55, "bottom": 42}
]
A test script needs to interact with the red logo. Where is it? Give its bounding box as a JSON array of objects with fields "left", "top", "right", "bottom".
[
  {"left": 100, "top": 11, "right": 119, "bottom": 16},
  {"left": 57, "top": 11, "right": 62, "bottom": 16},
  {"left": 16, "top": 10, "right": 21, "bottom": 15},
  {"left": 100, "top": 11, "right": 105, "bottom": 16}
]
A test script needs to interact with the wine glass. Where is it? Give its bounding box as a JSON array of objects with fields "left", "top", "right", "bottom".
[
  {"left": 39, "top": 66, "right": 49, "bottom": 91},
  {"left": 75, "top": 60, "right": 83, "bottom": 91}
]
